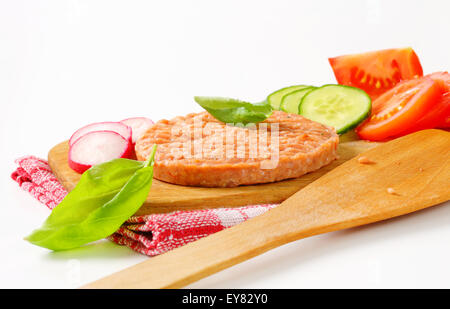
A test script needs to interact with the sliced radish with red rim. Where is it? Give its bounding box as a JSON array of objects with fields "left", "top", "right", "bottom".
[
  {"left": 68, "top": 131, "right": 133, "bottom": 174},
  {"left": 120, "top": 117, "right": 154, "bottom": 144},
  {"left": 69, "top": 122, "right": 132, "bottom": 146}
]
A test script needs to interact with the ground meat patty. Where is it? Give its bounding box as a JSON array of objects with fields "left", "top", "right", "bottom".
[{"left": 135, "top": 111, "right": 339, "bottom": 187}]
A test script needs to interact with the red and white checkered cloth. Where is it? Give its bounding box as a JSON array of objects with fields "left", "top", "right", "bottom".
[{"left": 12, "top": 156, "right": 277, "bottom": 256}]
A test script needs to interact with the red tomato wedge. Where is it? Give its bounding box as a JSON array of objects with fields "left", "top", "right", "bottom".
[
  {"left": 329, "top": 48, "right": 423, "bottom": 100},
  {"left": 356, "top": 77, "right": 442, "bottom": 141}
]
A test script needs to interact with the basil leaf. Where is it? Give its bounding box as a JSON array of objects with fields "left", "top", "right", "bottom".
[
  {"left": 25, "top": 145, "right": 157, "bottom": 251},
  {"left": 194, "top": 96, "right": 273, "bottom": 124}
]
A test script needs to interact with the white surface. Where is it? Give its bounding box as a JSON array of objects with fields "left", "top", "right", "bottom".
[{"left": 0, "top": 0, "right": 449, "bottom": 289}]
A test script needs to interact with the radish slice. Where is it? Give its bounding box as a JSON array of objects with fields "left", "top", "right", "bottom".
[
  {"left": 68, "top": 131, "right": 133, "bottom": 174},
  {"left": 69, "top": 122, "right": 132, "bottom": 146},
  {"left": 120, "top": 117, "right": 154, "bottom": 143}
]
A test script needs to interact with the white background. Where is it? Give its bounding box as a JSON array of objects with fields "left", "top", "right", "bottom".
[{"left": 0, "top": 0, "right": 449, "bottom": 288}]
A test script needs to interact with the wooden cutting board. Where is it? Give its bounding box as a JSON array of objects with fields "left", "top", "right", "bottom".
[{"left": 48, "top": 140, "right": 379, "bottom": 215}]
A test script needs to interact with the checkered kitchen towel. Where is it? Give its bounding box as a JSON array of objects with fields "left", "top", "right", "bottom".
[{"left": 12, "top": 156, "right": 277, "bottom": 256}]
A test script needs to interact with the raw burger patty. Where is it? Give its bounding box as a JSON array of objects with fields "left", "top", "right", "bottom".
[{"left": 135, "top": 111, "right": 339, "bottom": 187}]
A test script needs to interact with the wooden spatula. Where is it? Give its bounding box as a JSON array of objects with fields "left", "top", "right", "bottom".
[{"left": 83, "top": 129, "right": 450, "bottom": 289}]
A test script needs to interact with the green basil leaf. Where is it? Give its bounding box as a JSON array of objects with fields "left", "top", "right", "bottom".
[
  {"left": 194, "top": 96, "right": 273, "bottom": 124},
  {"left": 25, "top": 145, "right": 157, "bottom": 251}
]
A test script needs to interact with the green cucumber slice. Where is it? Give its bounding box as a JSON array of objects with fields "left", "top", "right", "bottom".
[
  {"left": 280, "top": 86, "right": 316, "bottom": 114},
  {"left": 299, "top": 85, "right": 371, "bottom": 134},
  {"left": 267, "top": 85, "right": 311, "bottom": 110}
]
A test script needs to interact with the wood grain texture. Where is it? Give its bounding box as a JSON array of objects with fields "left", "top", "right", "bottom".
[
  {"left": 48, "top": 140, "right": 378, "bottom": 215},
  {"left": 82, "top": 129, "right": 450, "bottom": 289}
]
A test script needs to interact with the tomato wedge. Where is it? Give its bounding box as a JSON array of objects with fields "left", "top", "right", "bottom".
[
  {"left": 356, "top": 77, "right": 442, "bottom": 141},
  {"left": 329, "top": 48, "right": 423, "bottom": 100}
]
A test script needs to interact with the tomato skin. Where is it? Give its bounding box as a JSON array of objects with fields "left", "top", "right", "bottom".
[
  {"left": 395, "top": 92, "right": 450, "bottom": 135},
  {"left": 329, "top": 48, "right": 423, "bottom": 100},
  {"left": 427, "top": 72, "right": 450, "bottom": 92},
  {"left": 437, "top": 93, "right": 450, "bottom": 128},
  {"left": 426, "top": 72, "right": 450, "bottom": 128},
  {"left": 356, "top": 77, "right": 442, "bottom": 141}
]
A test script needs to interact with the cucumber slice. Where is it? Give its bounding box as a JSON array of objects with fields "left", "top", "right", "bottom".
[
  {"left": 299, "top": 85, "right": 371, "bottom": 134},
  {"left": 280, "top": 87, "right": 316, "bottom": 114},
  {"left": 267, "top": 85, "right": 311, "bottom": 110}
]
